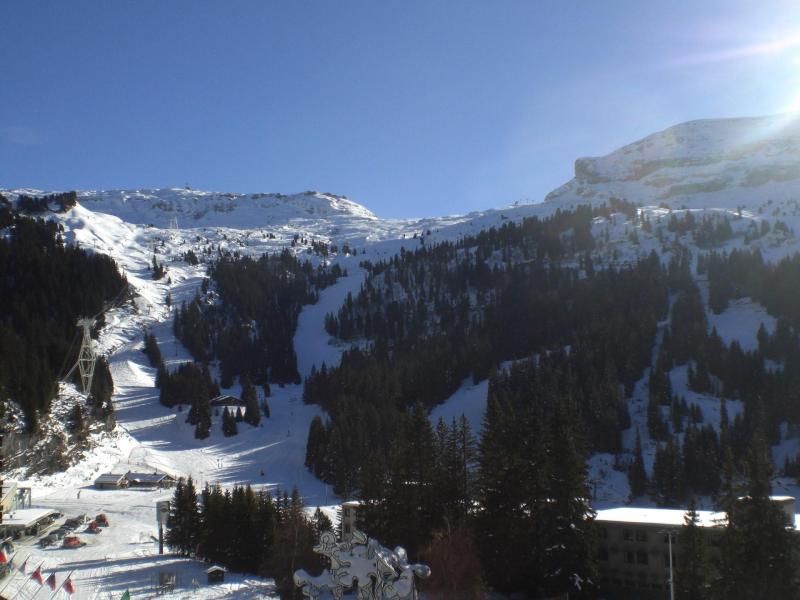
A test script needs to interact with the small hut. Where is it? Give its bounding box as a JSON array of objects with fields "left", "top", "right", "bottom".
[{"left": 206, "top": 565, "right": 226, "bottom": 584}]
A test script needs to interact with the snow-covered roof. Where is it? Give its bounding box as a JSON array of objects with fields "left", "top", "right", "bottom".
[
  {"left": 210, "top": 394, "right": 243, "bottom": 406},
  {"left": 125, "top": 472, "right": 172, "bottom": 484},
  {"left": 94, "top": 473, "right": 126, "bottom": 484},
  {"left": 206, "top": 566, "right": 227, "bottom": 574},
  {"left": 2, "top": 508, "right": 57, "bottom": 528},
  {"left": 596, "top": 507, "right": 727, "bottom": 528}
]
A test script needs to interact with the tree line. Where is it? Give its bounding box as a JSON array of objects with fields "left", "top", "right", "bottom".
[
  {"left": 174, "top": 249, "right": 344, "bottom": 387},
  {"left": 304, "top": 205, "right": 672, "bottom": 496},
  {"left": 166, "top": 478, "right": 329, "bottom": 598},
  {"left": 0, "top": 197, "right": 126, "bottom": 431}
]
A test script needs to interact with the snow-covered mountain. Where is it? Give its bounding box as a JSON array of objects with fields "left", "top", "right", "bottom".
[
  {"left": 547, "top": 114, "right": 800, "bottom": 209},
  {"left": 7, "top": 114, "right": 800, "bottom": 598}
]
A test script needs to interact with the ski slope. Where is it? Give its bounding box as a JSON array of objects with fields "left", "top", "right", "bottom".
[{"left": 8, "top": 114, "right": 800, "bottom": 595}]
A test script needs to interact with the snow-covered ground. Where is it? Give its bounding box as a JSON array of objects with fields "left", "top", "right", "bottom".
[{"left": 9, "top": 114, "right": 800, "bottom": 595}]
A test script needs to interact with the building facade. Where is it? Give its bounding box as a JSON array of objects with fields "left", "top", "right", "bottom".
[{"left": 595, "top": 497, "right": 797, "bottom": 600}]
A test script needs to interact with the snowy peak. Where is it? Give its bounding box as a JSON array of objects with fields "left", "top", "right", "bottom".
[
  {"left": 5, "top": 187, "right": 377, "bottom": 229},
  {"left": 546, "top": 114, "right": 800, "bottom": 208}
]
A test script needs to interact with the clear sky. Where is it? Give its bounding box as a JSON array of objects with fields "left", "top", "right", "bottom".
[{"left": 2, "top": 1, "right": 800, "bottom": 218}]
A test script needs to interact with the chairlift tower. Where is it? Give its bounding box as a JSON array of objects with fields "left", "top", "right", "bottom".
[{"left": 76, "top": 318, "right": 97, "bottom": 395}]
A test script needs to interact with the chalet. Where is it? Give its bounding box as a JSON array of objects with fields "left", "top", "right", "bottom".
[
  {"left": 125, "top": 472, "right": 177, "bottom": 489},
  {"left": 210, "top": 395, "right": 244, "bottom": 408},
  {"left": 206, "top": 565, "right": 226, "bottom": 584},
  {"left": 94, "top": 473, "right": 128, "bottom": 490}
]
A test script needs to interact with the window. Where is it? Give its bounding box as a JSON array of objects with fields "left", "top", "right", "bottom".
[
  {"left": 344, "top": 524, "right": 351, "bottom": 533},
  {"left": 625, "top": 551, "right": 635, "bottom": 564},
  {"left": 599, "top": 527, "right": 608, "bottom": 539},
  {"left": 344, "top": 508, "right": 350, "bottom": 517},
  {"left": 623, "top": 529, "right": 634, "bottom": 541},
  {"left": 598, "top": 547, "right": 609, "bottom": 562},
  {"left": 637, "top": 550, "right": 648, "bottom": 565},
  {"left": 635, "top": 529, "right": 648, "bottom": 542}
]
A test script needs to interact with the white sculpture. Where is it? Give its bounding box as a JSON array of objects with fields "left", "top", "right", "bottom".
[{"left": 294, "top": 529, "right": 431, "bottom": 600}]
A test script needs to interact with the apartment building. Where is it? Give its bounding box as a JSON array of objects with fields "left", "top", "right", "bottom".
[{"left": 595, "top": 496, "right": 796, "bottom": 599}]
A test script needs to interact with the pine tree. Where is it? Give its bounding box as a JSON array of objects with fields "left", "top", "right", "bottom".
[
  {"left": 653, "top": 436, "right": 684, "bottom": 506},
  {"left": 142, "top": 331, "right": 162, "bottom": 367},
  {"left": 166, "top": 477, "right": 199, "bottom": 555},
  {"left": 312, "top": 507, "right": 332, "bottom": 536},
  {"left": 476, "top": 395, "right": 530, "bottom": 594},
  {"left": 677, "top": 498, "right": 711, "bottom": 600},
  {"left": 242, "top": 375, "right": 260, "bottom": 426},
  {"left": 717, "top": 432, "right": 798, "bottom": 599},
  {"left": 628, "top": 429, "right": 647, "bottom": 498},
  {"left": 67, "top": 403, "right": 88, "bottom": 445},
  {"left": 222, "top": 408, "right": 238, "bottom": 436},
  {"left": 540, "top": 402, "right": 597, "bottom": 599}
]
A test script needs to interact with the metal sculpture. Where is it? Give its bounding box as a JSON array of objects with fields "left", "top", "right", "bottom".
[{"left": 294, "top": 529, "right": 430, "bottom": 600}]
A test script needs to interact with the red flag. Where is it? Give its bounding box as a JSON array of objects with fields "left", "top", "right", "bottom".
[
  {"left": 32, "top": 566, "right": 43, "bottom": 585},
  {"left": 0, "top": 550, "right": 7, "bottom": 564},
  {"left": 63, "top": 576, "right": 75, "bottom": 595},
  {"left": 18, "top": 558, "right": 28, "bottom": 574},
  {"left": 45, "top": 572, "right": 57, "bottom": 590}
]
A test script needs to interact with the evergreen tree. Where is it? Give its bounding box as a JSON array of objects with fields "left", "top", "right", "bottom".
[
  {"left": 677, "top": 498, "right": 711, "bottom": 600},
  {"left": 142, "top": 331, "right": 162, "bottom": 367},
  {"left": 89, "top": 356, "right": 115, "bottom": 430},
  {"left": 628, "top": 429, "right": 647, "bottom": 498},
  {"left": 242, "top": 375, "right": 260, "bottom": 426},
  {"left": 716, "top": 432, "right": 798, "bottom": 599},
  {"left": 476, "top": 395, "right": 529, "bottom": 594},
  {"left": 222, "top": 408, "right": 238, "bottom": 436},
  {"left": 166, "top": 477, "right": 199, "bottom": 555},
  {"left": 653, "top": 436, "right": 684, "bottom": 506},
  {"left": 540, "top": 403, "right": 597, "bottom": 599},
  {"left": 67, "top": 403, "right": 88, "bottom": 445}
]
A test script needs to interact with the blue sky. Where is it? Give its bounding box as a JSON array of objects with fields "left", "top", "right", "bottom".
[{"left": 2, "top": 1, "right": 800, "bottom": 218}]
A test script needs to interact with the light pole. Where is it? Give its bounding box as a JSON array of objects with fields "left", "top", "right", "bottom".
[
  {"left": 657, "top": 528, "right": 676, "bottom": 600},
  {"left": 666, "top": 530, "right": 675, "bottom": 600}
]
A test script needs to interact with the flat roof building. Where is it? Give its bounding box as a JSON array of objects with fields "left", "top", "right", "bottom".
[
  {"left": 340, "top": 500, "right": 361, "bottom": 542},
  {"left": 0, "top": 508, "right": 58, "bottom": 538},
  {"left": 595, "top": 496, "right": 798, "bottom": 599}
]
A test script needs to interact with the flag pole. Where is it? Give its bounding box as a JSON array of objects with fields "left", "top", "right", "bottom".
[
  {"left": 13, "top": 560, "right": 44, "bottom": 600},
  {"left": 17, "top": 561, "right": 44, "bottom": 600},
  {"left": 31, "top": 572, "right": 51, "bottom": 600},
  {"left": 0, "top": 553, "right": 20, "bottom": 597},
  {"left": 48, "top": 570, "right": 74, "bottom": 600}
]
